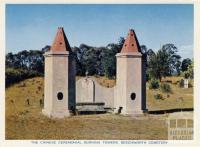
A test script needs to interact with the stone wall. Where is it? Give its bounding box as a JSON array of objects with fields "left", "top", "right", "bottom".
[{"left": 76, "top": 77, "right": 115, "bottom": 108}]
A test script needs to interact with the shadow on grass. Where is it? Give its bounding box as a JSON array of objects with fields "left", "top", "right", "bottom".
[{"left": 148, "top": 108, "right": 193, "bottom": 114}]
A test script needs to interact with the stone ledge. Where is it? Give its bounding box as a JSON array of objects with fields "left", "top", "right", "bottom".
[
  {"left": 44, "top": 51, "right": 70, "bottom": 57},
  {"left": 116, "top": 52, "right": 142, "bottom": 58}
]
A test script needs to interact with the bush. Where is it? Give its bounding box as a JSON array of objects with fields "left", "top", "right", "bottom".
[
  {"left": 149, "top": 79, "right": 159, "bottom": 89},
  {"left": 146, "top": 73, "right": 150, "bottom": 82},
  {"left": 5, "top": 67, "right": 40, "bottom": 87},
  {"left": 178, "top": 79, "right": 184, "bottom": 88},
  {"left": 160, "top": 83, "right": 172, "bottom": 93},
  {"left": 184, "top": 72, "right": 190, "bottom": 79},
  {"left": 154, "top": 93, "right": 163, "bottom": 100}
]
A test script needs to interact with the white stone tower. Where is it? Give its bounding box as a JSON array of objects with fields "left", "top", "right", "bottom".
[
  {"left": 115, "top": 29, "right": 145, "bottom": 115},
  {"left": 42, "top": 27, "right": 76, "bottom": 118}
]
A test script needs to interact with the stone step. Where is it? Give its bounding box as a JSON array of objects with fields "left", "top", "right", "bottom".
[
  {"left": 76, "top": 102, "right": 106, "bottom": 112},
  {"left": 76, "top": 102, "right": 105, "bottom": 106}
]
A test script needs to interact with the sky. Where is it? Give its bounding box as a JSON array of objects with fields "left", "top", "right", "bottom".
[{"left": 6, "top": 4, "right": 193, "bottom": 59}]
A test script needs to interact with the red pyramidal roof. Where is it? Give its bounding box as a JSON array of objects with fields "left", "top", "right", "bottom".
[
  {"left": 50, "top": 27, "right": 71, "bottom": 52},
  {"left": 120, "top": 29, "right": 141, "bottom": 53}
]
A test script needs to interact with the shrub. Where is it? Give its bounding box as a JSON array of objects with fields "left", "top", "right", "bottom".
[
  {"left": 149, "top": 79, "right": 159, "bottom": 89},
  {"left": 146, "top": 73, "right": 150, "bottom": 82},
  {"left": 154, "top": 93, "right": 163, "bottom": 100},
  {"left": 160, "top": 83, "right": 172, "bottom": 93},
  {"left": 178, "top": 79, "right": 184, "bottom": 88},
  {"left": 184, "top": 73, "right": 190, "bottom": 79},
  {"left": 5, "top": 67, "right": 40, "bottom": 87}
]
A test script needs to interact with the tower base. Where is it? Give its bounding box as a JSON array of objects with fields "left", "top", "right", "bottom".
[{"left": 42, "top": 108, "right": 71, "bottom": 118}]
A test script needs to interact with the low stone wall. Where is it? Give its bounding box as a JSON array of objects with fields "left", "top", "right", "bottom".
[{"left": 76, "top": 77, "right": 115, "bottom": 108}]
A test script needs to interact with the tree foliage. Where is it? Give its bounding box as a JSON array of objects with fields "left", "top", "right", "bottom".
[
  {"left": 6, "top": 50, "right": 45, "bottom": 74},
  {"left": 181, "top": 58, "right": 192, "bottom": 72},
  {"left": 72, "top": 37, "right": 124, "bottom": 78},
  {"left": 147, "top": 44, "right": 181, "bottom": 81},
  {"left": 6, "top": 49, "right": 46, "bottom": 87},
  {"left": 5, "top": 68, "right": 39, "bottom": 87},
  {"left": 6, "top": 38, "right": 189, "bottom": 87},
  {"left": 183, "top": 59, "right": 193, "bottom": 79}
]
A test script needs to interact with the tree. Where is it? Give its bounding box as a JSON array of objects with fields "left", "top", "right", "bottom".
[
  {"left": 72, "top": 37, "right": 125, "bottom": 78},
  {"left": 148, "top": 44, "right": 181, "bottom": 81},
  {"left": 5, "top": 47, "right": 46, "bottom": 86},
  {"left": 188, "top": 59, "right": 193, "bottom": 78},
  {"left": 140, "top": 45, "right": 148, "bottom": 54},
  {"left": 118, "top": 37, "right": 125, "bottom": 52},
  {"left": 181, "top": 58, "right": 192, "bottom": 72},
  {"left": 146, "top": 49, "right": 155, "bottom": 63},
  {"left": 82, "top": 46, "right": 98, "bottom": 75},
  {"left": 102, "top": 37, "right": 125, "bottom": 78},
  {"left": 42, "top": 45, "right": 51, "bottom": 52},
  {"left": 101, "top": 48, "right": 116, "bottom": 79},
  {"left": 72, "top": 46, "right": 86, "bottom": 76},
  {"left": 6, "top": 52, "right": 14, "bottom": 68},
  {"left": 174, "top": 57, "right": 182, "bottom": 75},
  {"left": 184, "top": 59, "right": 193, "bottom": 79},
  {"left": 148, "top": 52, "right": 160, "bottom": 80}
]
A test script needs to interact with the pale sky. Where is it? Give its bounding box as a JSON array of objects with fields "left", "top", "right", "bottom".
[{"left": 6, "top": 4, "right": 193, "bottom": 59}]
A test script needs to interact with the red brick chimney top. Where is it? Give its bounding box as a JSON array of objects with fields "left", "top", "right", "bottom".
[
  {"left": 120, "top": 29, "right": 141, "bottom": 53},
  {"left": 50, "top": 27, "right": 71, "bottom": 52}
]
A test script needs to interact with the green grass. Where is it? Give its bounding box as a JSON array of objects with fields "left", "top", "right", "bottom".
[
  {"left": 6, "top": 77, "right": 44, "bottom": 116},
  {"left": 147, "top": 79, "right": 193, "bottom": 111},
  {"left": 6, "top": 113, "right": 168, "bottom": 140},
  {"left": 5, "top": 76, "right": 193, "bottom": 140}
]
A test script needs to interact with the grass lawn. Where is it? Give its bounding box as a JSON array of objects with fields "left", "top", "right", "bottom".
[
  {"left": 6, "top": 113, "right": 167, "bottom": 140},
  {"left": 147, "top": 80, "right": 193, "bottom": 111},
  {"left": 5, "top": 76, "right": 193, "bottom": 139}
]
